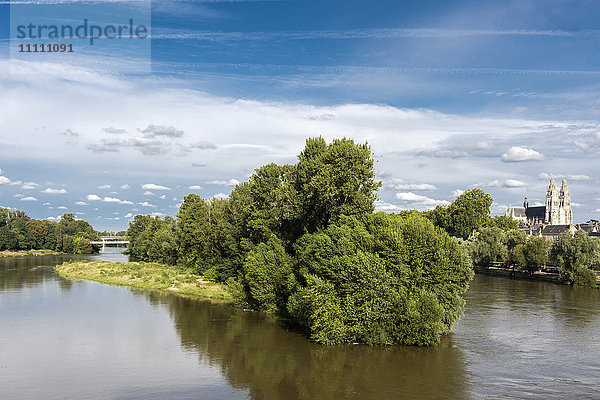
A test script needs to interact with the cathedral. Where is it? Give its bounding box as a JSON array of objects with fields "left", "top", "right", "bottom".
[{"left": 506, "top": 179, "right": 573, "bottom": 226}]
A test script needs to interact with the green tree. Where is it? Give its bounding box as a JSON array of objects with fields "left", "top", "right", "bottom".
[
  {"left": 505, "top": 229, "right": 527, "bottom": 266},
  {"left": 446, "top": 189, "right": 493, "bottom": 238},
  {"left": 294, "top": 137, "right": 381, "bottom": 234},
  {"left": 73, "top": 236, "right": 93, "bottom": 254},
  {"left": 288, "top": 213, "right": 473, "bottom": 346},
  {"left": 519, "top": 236, "right": 549, "bottom": 278},
  {"left": 486, "top": 215, "right": 519, "bottom": 231},
  {"left": 550, "top": 230, "right": 600, "bottom": 285},
  {"left": 467, "top": 227, "right": 507, "bottom": 267},
  {"left": 242, "top": 235, "right": 297, "bottom": 313}
]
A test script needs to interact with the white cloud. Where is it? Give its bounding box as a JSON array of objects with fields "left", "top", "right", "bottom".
[
  {"left": 103, "top": 197, "right": 134, "bottom": 205},
  {"left": 395, "top": 192, "right": 449, "bottom": 206},
  {"left": 143, "top": 191, "right": 155, "bottom": 196},
  {"left": 20, "top": 196, "right": 38, "bottom": 201},
  {"left": 103, "top": 127, "right": 128, "bottom": 135},
  {"left": 21, "top": 182, "right": 40, "bottom": 189},
  {"left": 138, "top": 201, "right": 157, "bottom": 207},
  {"left": 87, "top": 138, "right": 123, "bottom": 153},
  {"left": 568, "top": 174, "right": 591, "bottom": 181},
  {"left": 121, "top": 184, "right": 130, "bottom": 189},
  {"left": 207, "top": 179, "right": 240, "bottom": 186},
  {"left": 141, "top": 183, "right": 171, "bottom": 191},
  {"left": 0, "top": 176, "right": 11, "bottom": 185},
  {"left": 74, "top": 201, "right": 88, "bottom": 205},
  {"left": 539, "top": 172, "right": 591, "bottom": 181},
  {"left": 501, "top": 147, "right": 545, "bottom": 162},
  {"left": 57, "top": 206, "right": 67, "bottom": 210},
  {"left": 189, "top": 185, "right": 203, "bottom": 190},
  {"left": 138, "top": 124, "right": 184, "bottom": 138},
  {"left": 159, "top": 194, "right": 166, "bottom": 199},
  {"left": 124, "top": 213, "right": 133, "bottom": 218},
  {"left": 212, "top": 193, "right": 229, "bottom": 200},
  {"left": 97, "top": 184, "right": 111, "bottom": 189},
  {"left": 503, "top": 179, "right": 526, "bottom": 188},
  {"left": 388, "top": 183, "right": 437, "bottom": 191},
  {"left": 129, "top": 136, "right": 170, "bottom": 156},
  {"left": 41, "top": 188, "right": 67, "bottom": 194},
  {"left": 374, "top": 200, "right": 405, "bottom": 212},
  {"left": 86, "top": 194, "right": 102, "bottom": 201},
  {"left": 452, "top": 189, "right": 465, "bottom": 197}
]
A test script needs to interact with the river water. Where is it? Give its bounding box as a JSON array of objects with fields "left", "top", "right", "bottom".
[{"left": 1, "top": 248, "right": 599, "bottom": 399}]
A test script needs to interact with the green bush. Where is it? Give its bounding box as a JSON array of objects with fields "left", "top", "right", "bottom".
[
  {"left": 288, "top": 213, "right": 473, "bottom": 346},
  {"left": 242, "top": 236, "right": 297, "bottom": 314},
  {"left": 574, "top": 266, "right": 597, "bottom": 288}
]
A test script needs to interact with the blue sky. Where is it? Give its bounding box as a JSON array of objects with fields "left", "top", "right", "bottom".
[{"left": 1, "top": 0, "right": 600, "bottom": 231}]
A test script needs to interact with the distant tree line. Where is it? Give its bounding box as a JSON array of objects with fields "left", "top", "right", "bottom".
[
  {"left": 465, "top": 227, "right": 600, "bottom": 287},
  {"left": 127, "top": 137, "right": 475, "bottom": 346},
  {"left": 421, "top": 188, "right": 599, "bottom": 287},
  {"left": 0, "top": 210, "right": 98, "bottom": 254}
]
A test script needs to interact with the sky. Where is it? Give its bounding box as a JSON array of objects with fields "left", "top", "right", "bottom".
[{"left": 1, "top": 0, "right": 600, "bottom": 231}]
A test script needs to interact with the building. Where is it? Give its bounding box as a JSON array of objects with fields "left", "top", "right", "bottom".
[{"left": 506, "top": 179, "right": 573, "bottom": 226}]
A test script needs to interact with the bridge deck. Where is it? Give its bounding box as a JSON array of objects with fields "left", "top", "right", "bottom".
[{"left": 92, "top": 237, "right": 130, "bottom": 245}]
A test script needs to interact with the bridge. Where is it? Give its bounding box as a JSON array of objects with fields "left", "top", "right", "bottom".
[{"left": 91, "top": 236, "right": 130, "bottom": 246}]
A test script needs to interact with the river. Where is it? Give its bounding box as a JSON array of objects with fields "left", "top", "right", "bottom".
[{"left": 1, "top": 248, "right": 599, "bottom": 399}]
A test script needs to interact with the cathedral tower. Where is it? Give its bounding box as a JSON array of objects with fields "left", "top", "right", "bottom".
[
  {"left": 545, "top": 179, "right": 559, "bottom": 224},
  {"left": 559, "top": 179, "right": 572, "bottom": 225}
]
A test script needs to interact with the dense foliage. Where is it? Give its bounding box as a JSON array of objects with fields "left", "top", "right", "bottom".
[
  {"left": 127, "top": 137, "right": 474, "bottom": 346},
  {"left": 466, "top": 226, "right": 599, "bottom": 286},
  {"left": 0, "top": 210, "right": 98, "bottom": 254},
  {"left": 424, "top": 189, "right": 494, "bottom": 238},
  {"left": 550, "top": 230, "right": 600, "bottom": 286}
]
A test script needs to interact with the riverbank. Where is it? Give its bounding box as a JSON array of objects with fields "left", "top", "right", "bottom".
[
  {"left": 0, "top": 249, "right": 66, "bottom": 258},
  {"left": 474, "top": 265, "right": 560, "bottom": 283},
  {"left": 474, "top": 265, "right": 600, "bottom": 286},
  {"left": 55, "top": 260, "right": 233, "bottom": 303}
]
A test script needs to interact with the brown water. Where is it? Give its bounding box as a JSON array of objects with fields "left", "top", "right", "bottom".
[{"left": 1, "top": 248, "right": 599, "bottom": 399}]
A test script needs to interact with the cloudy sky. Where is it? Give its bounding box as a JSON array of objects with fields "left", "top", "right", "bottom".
[{"left": 1, "top": 0, "right": 600, "bottom": 231}]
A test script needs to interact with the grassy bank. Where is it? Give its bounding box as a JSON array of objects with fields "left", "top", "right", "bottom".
[
  {"left": 55, "top": 260, "right": 233, "bottom": 303},
  {"left": 0, "top": 249, "right": 66, "bottom": 258}
]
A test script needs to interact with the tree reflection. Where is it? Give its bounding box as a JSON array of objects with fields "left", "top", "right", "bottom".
[
  {"left": 0, "top": 255, "right": 77, "bottom": 292},
  {"left": 146, "top": 292, "right": 470, "bottom": 400}
]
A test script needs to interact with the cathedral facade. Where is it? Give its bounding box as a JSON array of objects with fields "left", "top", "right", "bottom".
[{"left": 506, "top": 179, "right": 573, "bottom": 226}]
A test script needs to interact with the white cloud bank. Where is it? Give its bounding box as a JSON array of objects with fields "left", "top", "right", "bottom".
[{"left": 2, "top": 60, "right": 600, "bottom": 226}]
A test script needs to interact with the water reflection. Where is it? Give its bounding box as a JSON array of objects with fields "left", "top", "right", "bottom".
[
  {"left": 145, "top": 292, "right": 471, "bottom": 400},
  {"left": 2, "top": 253, "right": 600, "bottom": 399},
  {"left": 0, "top": 247, "right": 128, "bottom": 292}
]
